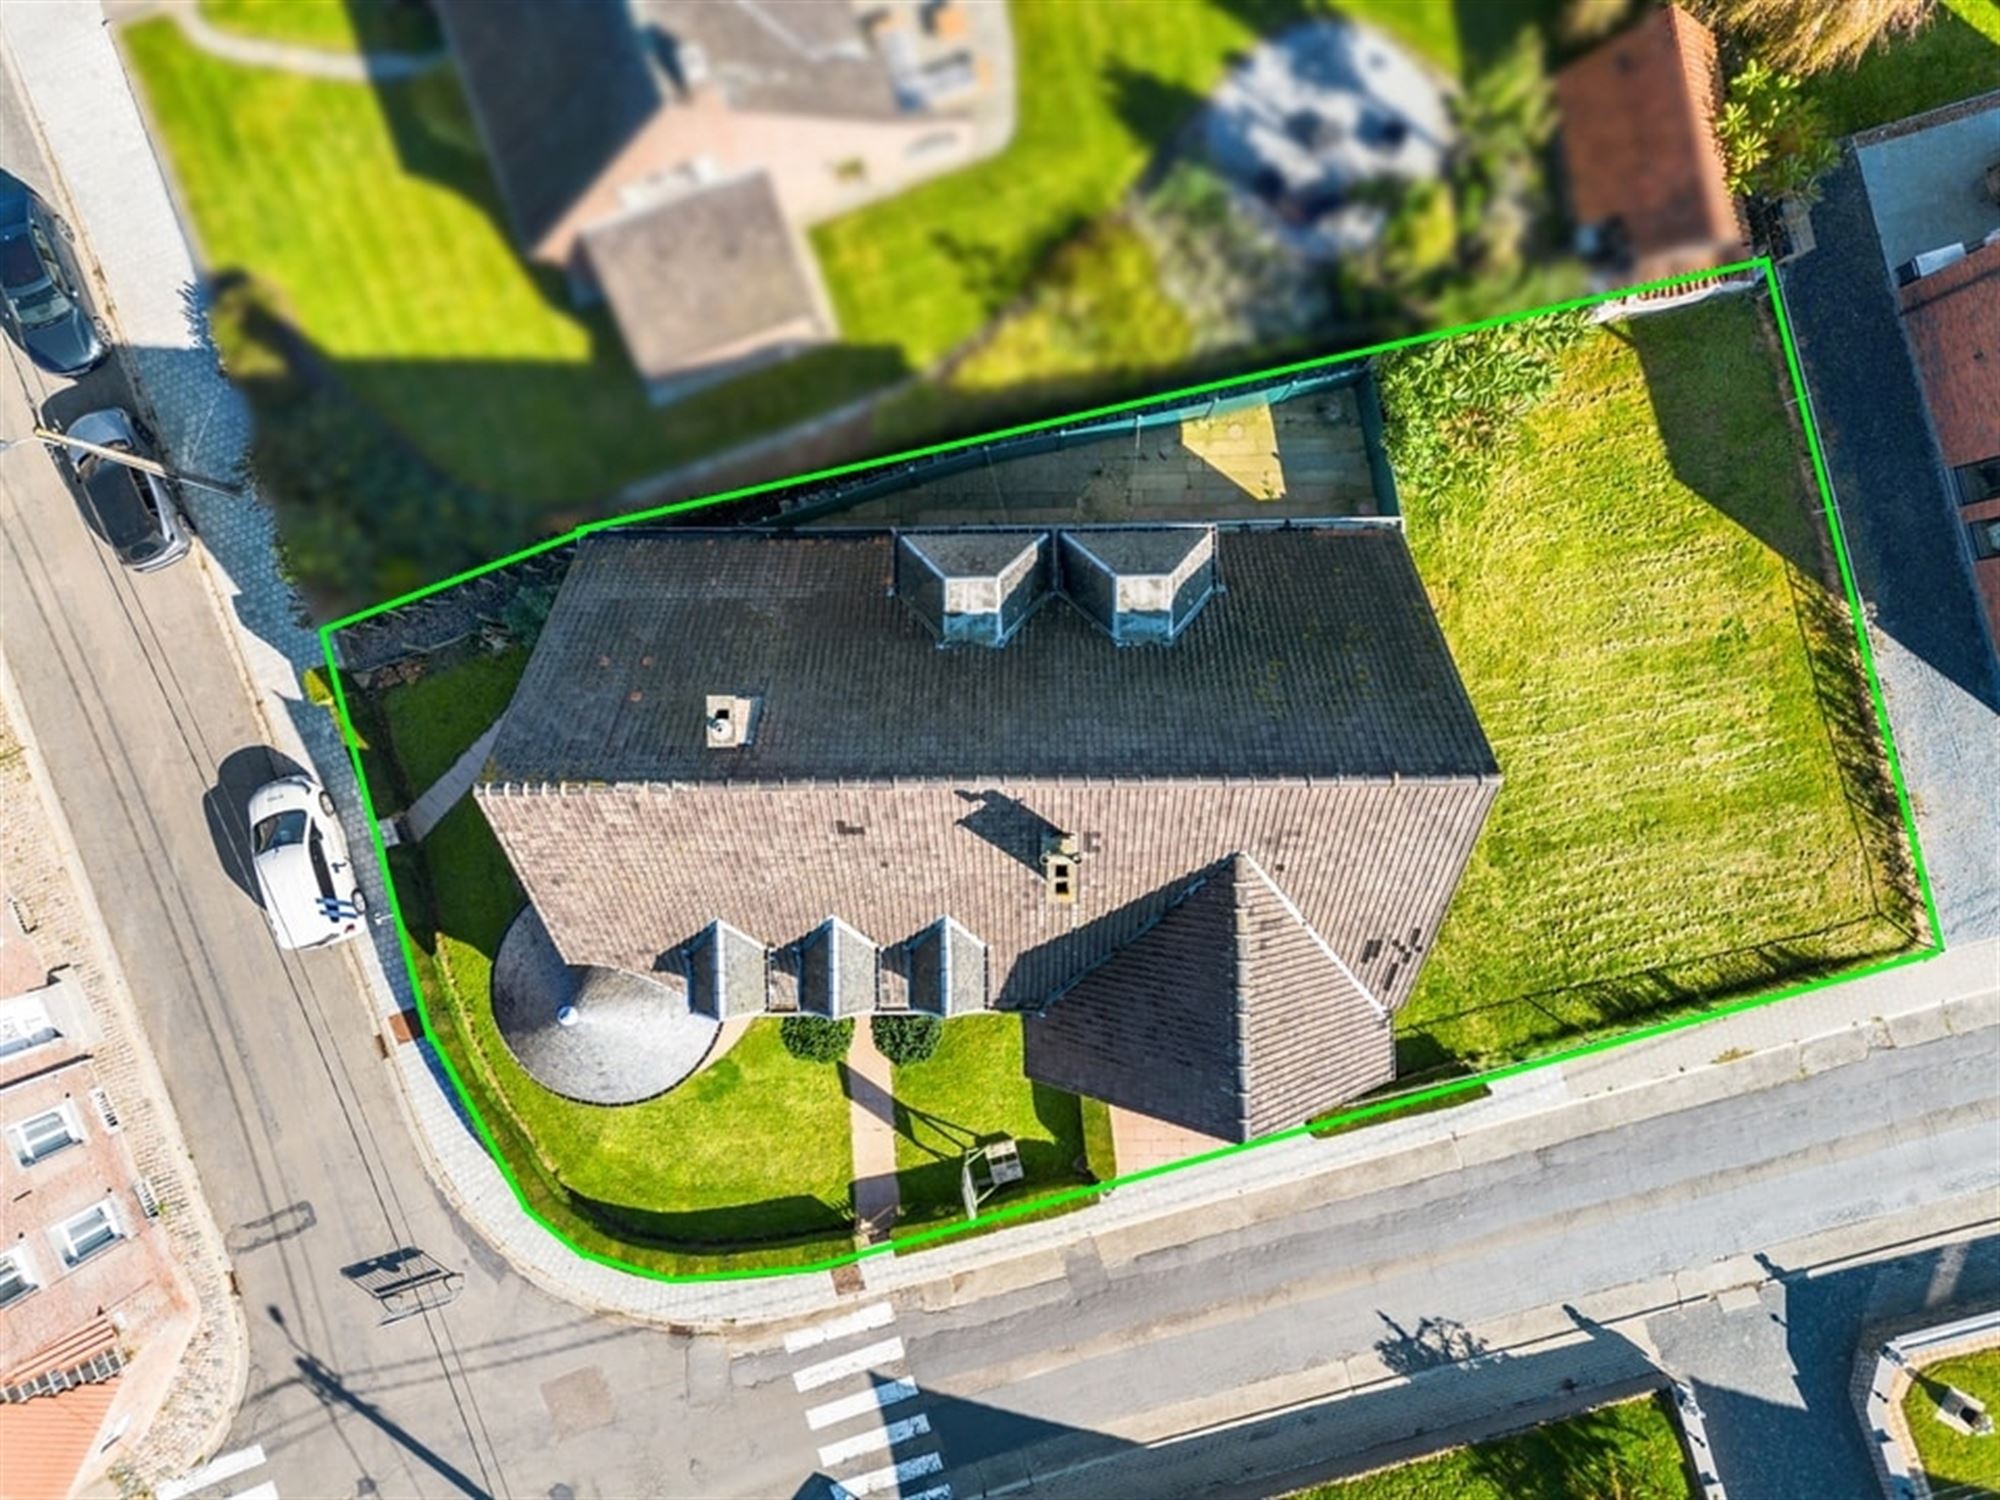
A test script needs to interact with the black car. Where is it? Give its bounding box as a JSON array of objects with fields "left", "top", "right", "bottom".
[
  {"left": 0, "top": 182, "right": 106, "bottom": 377},
  {"left": 60, "top": 408, "right": 191, "bottom": 572}
]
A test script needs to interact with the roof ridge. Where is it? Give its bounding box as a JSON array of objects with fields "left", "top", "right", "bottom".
[{"left": 1233, "top": 851, "right": 1386, "bottom": 1020}]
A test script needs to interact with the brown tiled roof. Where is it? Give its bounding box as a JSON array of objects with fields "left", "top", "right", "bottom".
[
  {"left": 478, "top": 524, "right": 1494, "bottom": 1127},
  {"left": 581, "top": 172, "right": 825, "bottom": 386},
  {"left": 1899, "top": 239, "right": 2000, "bottom": 468},
  {"left": 1023, "top": 853, "right": 1392, "bottom": 1140},
  {"left": 0, "top": 1375, "right": 120, "bottom": 1500},
  {"left": 486, "top": 528, "right": 1497, "bottom": 785},
  {"left": 1555, "top": 6, "right": 1744, "bottom": 268}
]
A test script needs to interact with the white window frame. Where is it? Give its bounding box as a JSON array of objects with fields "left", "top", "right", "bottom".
[
  {"left": 0, "top": 1246, "right": 36, "bottom": 1306},
  {"left": 9, "top": 1100, "right": 83, "bottom": 1167},
  {"left": 50, "top": 1198, "right": 122, "bottom": 1267}
]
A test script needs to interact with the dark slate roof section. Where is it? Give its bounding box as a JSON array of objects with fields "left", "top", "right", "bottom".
[
  {"left": 1023, "top": 854, "right": 1394, "bottom": 1140},
  {"left": 581, "top": 172, "right": 824, "bottom": 383},
  {"left": 640, "top": 0, "right": 905, "bottom": 120},
  {"left": 433, "top": 0, "right": 662, "bottom": 249},
  {"left": 686, "top": 919, "right": 767, "bottom": 1017},
  {"left": 799, "top": 917, "right": 877, "bottom": 1017},
  {"left": 486, "top": 527, "right": 1497, "bottom": 784}
]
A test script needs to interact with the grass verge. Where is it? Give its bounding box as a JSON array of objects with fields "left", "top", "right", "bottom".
[
  {"left": 1800, "top": 0, "right": 2000, "bottom": 138},
  {"left": 1287, "top": 1392, "right": 1694, "bottom": 1498}
]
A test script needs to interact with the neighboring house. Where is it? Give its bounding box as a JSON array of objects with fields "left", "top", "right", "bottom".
[
  {"left": 0, "top": 963, "right": 189, "bottom": 1497},
  {"left": 433, "top": 0, "right": 1005, "bottom": 402},
  {"left": 475, "top": 513, "right": 1498, "bottom": 1143},
  {"left": 1554, "top": 5, "right": 1747, "bottom": 284},
  {"left": 1898, "top": 235, "right": 2000, "bottom": 647}
]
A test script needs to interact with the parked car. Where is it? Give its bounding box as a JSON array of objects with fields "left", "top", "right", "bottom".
[
  {"left": 0, "top": 182, "right": 106, "bottom": 377},
  {"left": 58, "top": 408, "right": 191, "bottom": 573},
  {"left": 248, "top": 774, "right": 367, "bottom": 951}
]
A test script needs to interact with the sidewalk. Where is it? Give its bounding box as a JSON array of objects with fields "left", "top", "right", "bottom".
[{"left": 5, "top": 0, "right": 1996, "bottom": 1338}]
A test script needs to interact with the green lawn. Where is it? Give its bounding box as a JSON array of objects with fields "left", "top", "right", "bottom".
[
  {"left": 1903, "top": 1351, "right": 2000, "bottom": 1497},
  {"left": 890, "top": 1016, "right": 1098, "bottom": 1228},
  {"left": 1801, "top": 0, "right": 2000, "bottom": 137},
  {"left": 1396, "top": 297, "right": 1922, "bottom": 1066},
  {"left": 125, "top": 2, "right": 1562, "bottom": 605},
  {"left": 121, "top": 21, "right": 902, "bottom": 512},
  {"left": 198, "top": 0, "right": 439, "bottom": 53},
  {"left": 377, "top": 646, "right": 527, "bottom": 794},
  {"left": 1291, "top": 1394, "right": 1694, "bottom": 1499}
]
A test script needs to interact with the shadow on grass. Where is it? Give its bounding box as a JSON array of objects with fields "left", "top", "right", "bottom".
[{"left": 210, "top": 273, "right": 914, "bottom": 616}]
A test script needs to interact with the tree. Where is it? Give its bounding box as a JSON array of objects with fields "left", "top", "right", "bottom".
[
  {"left": 871, "top": 1013, "right": 943, "bottom": 1066},
  {"left": 1684, "top": 0, "right": 1934, "bottom": 75},
  {"left": 1713, "top": 58, "right": 1838, "bottom": 202},
  {"left": 779, "top": 1015, "right": 853, "bottom": 1064},
  {"left": 1448, "top": 30, "right": 1558, "bottom": 270}
]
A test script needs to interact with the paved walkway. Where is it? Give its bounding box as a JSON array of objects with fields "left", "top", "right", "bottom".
[
  {"left": 845, "top": 1025, "right": 903, "bottom": 1245},
  {"left": 403, "top": 721, "right": 499, "bottom": 838},
  {"left": 151, "top": 0, "right": 444, "bottom": 81}
]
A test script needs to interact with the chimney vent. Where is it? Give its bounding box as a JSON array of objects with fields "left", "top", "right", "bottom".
[
  {"left": 1041, "top": 832, "right": 1079, "bottom": 904},
  {"left": 705, "top": 693, "right": 760, "bottom": 749}
]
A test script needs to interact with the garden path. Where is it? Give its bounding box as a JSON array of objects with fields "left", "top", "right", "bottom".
[
  {"left": 845, "top": 1026, "right": 902, "bottom": 1245},
  {"left": 148, "top": 0, "right": 444, "bottom": 82}
]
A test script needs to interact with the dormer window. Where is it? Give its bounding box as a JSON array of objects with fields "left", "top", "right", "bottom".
[
  {"left": 895, "top": 531, "right": 1050, "bottom": 646},
  {"left": 1059, "top": 526, "right": 1217, "bottom": 645}
]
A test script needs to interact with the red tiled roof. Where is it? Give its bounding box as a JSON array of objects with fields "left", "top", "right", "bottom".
[
  {"left": 0, "top": 1376, "right": 121, "bottom": 1500},
  {"left": 1899, "top": 238, "right": 2000, "bottom": 468},
  {"left": 1555, "top": 6, "right": 1745, "bottom": 269}
]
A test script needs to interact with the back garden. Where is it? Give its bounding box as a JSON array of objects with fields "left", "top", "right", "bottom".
[{"left": 328, "top": 289, "right": 1924, "bottom": 1273}]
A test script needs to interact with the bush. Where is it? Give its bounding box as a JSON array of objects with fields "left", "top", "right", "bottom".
[
  {"left": 1378, "top": 309, "right": 1591, "bottom": 500},
  {"left": 779, "top": 1015, "right": 853, "bottom": 1064},
  {"left": 871, "top": 1013, "right": 943, "bottom": 1066},
  {"left": 1714, "top": 58, "right": 1838, "bottom": 202}
]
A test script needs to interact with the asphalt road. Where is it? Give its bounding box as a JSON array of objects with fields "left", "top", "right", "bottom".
[{"left": 7, "top": 65, "right": 2000, "bottom": 1500}]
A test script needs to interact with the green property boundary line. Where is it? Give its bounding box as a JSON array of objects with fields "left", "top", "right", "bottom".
[{"left": 317, "top": 255, "right": 1945, "bottom": 1283}]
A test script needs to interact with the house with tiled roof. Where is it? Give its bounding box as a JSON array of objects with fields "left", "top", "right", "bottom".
[
  {"left": 1554, "top": 5, "right": 1747, "bottom": 283},
  {"left": 432, "top": 0, "right": 1007, "bottom": 403},
  {"left": 475, "top": 517, "right": 1497, "bottom": 1143}
]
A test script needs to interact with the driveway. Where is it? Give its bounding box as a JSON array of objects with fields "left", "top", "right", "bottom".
[{"left": 1778, "top": 149, "right": 2000, "bottom": 942}]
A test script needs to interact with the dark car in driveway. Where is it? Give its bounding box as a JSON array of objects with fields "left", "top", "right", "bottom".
[
  {"left": 59, "top": 408, "right": 191, "bottom": 572},
  {"left": 0, "top": 182, "right": 106, "bottom": 377}
]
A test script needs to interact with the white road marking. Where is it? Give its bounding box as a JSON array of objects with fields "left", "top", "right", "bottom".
[
  {"left": 221, "top": 1484, "right": 280, "bottom": 1500},
  {"left": 784, "top": 1302, "right": 895, "bottom": 1354},
  {"left": 792, "top": 1336, "right": 905, "bottom": 1393},
  {"left": 817, "top": 1412, "right": 932, "bottom": 1468},
  {"left": 156, "top": 1446, "right": 267, "bottom": 1500},
  {"left": 805, "top": 1376, "right": 920, "bottom": 1430},
  {"left": 833, "top": 1451, "right": 945, "bottom": 1496}
]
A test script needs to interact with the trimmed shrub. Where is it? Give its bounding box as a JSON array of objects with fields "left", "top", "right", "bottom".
[
  {"left": 871, "top": 1013, "right": 943, "bottom": 1066},
  {"left": 780, "top": 1015, "right": 853, "bottom": 1064}
]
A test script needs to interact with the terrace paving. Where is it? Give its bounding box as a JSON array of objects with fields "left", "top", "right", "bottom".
[{"left": 836, "top": 387, "right": 1383, "bottom": 525}]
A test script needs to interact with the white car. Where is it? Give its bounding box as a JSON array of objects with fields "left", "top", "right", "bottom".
[{"left": 248, "top": 774, "right": 366, "bottom": 950}]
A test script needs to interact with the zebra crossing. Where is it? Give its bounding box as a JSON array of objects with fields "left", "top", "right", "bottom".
[
  {"left": 153, "top": 1443, "right": 276, "bottom": 1500},
  {"left": 779, "top": 1303, "right": 953, "bottom": 1500}
]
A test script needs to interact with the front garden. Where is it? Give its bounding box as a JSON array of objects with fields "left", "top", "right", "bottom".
[{"left": 1900, "top": 1349, "right": 2000, "bottom": 1497}]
